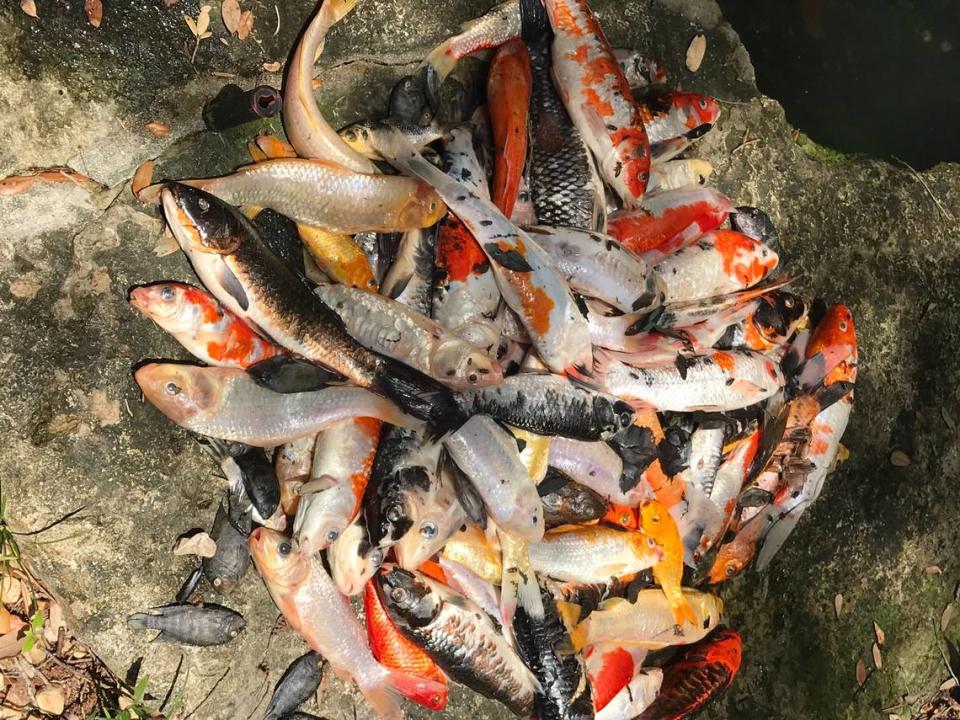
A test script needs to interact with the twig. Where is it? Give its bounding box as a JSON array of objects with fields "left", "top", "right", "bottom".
[
  {"left": 241, "top": 675, "right": 271, "bottom": 720},
  {"left": 183, "top": 666, "right": 230, "bottom": 720},
  {"left": 12, "top": 506, "right": 86, "bottom": 537},
  {"left": 274, "top": 4, "right": 281, "bottom": 36},
  {"left": 732, "top": 138, "right": 760, "bottom": 156},
  {"left": 160, "top": 653, "right": 184, "bottom": 713},
  {"left": 894, "top": 155, "right": 956, "bottom": 222}
]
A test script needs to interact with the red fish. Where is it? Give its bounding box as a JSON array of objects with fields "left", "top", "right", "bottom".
[
  {"left": 586, "top": 644, "right": 647, "bottom": 711},
  {"left": 637, "top": 628, "right": 742, "bottom": 720},
  {"left": 638, "top": 92, "right": 722, "bottom": 145},
  {"left": 363, "top": 579, "right": 449, "bottom": 712},
  {"left": 603, "top": 503, "right": 639, "bottom": 530},
  {"left": 545, "top": 0, "right": 652, "bottom": 206},
  {"left": 488, "top": 39, "right": 532, "bottom": 218},
  {"left": 608, "top": 186, "right": 733, "bottom": 260}
]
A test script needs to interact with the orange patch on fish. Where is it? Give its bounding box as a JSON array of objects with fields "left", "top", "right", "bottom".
[
  {"left": 712, "top": 351, "right": 736, "bottom": 373},
  {"left": 552, "top": 2, "right": 584, "bottom": 35},
  {"left": 583, "top": 87, "right": 614, "bottom": 117},
  {"left": 436, "top": 217, "right": 489, "bottom": 283},
  {"left": 609, "top": 200, "right": 727, "bottom": 256},
  {"left": 518, "top": 283, "right": 556, "bottom": 336},
  {"left": 589, "top": 646, "right": 638, "bottom": 711}
]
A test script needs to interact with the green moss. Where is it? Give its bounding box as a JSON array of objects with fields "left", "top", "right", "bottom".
[{"left": 793, "top": 129, "right": 859, "bottom": 164}]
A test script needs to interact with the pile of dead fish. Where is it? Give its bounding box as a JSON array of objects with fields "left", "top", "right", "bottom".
[{"left": 126, "top": 0, "right": 858, "bottom": 718}]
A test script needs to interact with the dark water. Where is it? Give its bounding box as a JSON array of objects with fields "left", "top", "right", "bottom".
[{"left": 717, "top": 0, "right": 960, "bottom": 169}]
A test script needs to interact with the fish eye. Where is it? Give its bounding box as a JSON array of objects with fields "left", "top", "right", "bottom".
[
  {"left": 344, "top": 129, "right": 357, "bottom": 141},
  {"left": 164, "top": 381, "right": 181, "bottom": 396},
  {"left": 725, "top": 563, "right": 738, "bottom": 577},
  {"left": 197, "top": 197, "right": 210, "bottom": 212},
  {"left": 784, "top": 296, "right": 795, "bottom": 308},
  {"left": 647, "top": 537, "right": 656, "bottom": 547},
  {"left": 390, "top": 587, "right": 410, "bottom": 605},
  {"left": 698, "top": 97, "right": 708, "bottom": 109},
  {"left": 370, "top": 548, "right": 384, "bottom": 566},
  {"left": 468, "top": 373, "right": 478, "bottom": 384},
  {"left": 386, "top": 505, "right": 403, "bottom": 523},
  {"left": 420, "top": 521, "right": 438, "bottom": 539},
  {"left": 326, "top": 528, "right": 340, "bottom": 543},
  {"left": 603, "top": 424, "right": 616, "bottom": 435},
  {"left": 160, "top": 286, "right": 175, "bottom": 301},
  {"left": 619, "top": 411, "right": 631, "bottom": 426},
  {"left": 839, "top": 321, "right": 848, "bottom": 331},
  {"left": 278, "top": 541, "right": 292, "bottom": 556}
]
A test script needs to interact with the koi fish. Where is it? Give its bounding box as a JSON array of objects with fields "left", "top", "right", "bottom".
[
  {"left": 648, "top": 158, "right": 713, "bottom": 193},
  {"left": 585, "top": 644, "right": 648, "bottom": 713},
  {"left": 636, "top": 92, "right": 721, "bottom": 146},
  {"left": 640, "top": 501, "right": 697, "bottom": 627},
  {"left": 488, "top": 39, "right": 532, "bottom": 217},
  {"left": 528, "top": 524, "right": 662, "bottom": 583}
]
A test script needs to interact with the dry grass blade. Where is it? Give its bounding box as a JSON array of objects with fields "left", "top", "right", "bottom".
[
  {"left": 872, "top": 642, "right": 882, "bottom": 670},
  {"left": 874, "top": 621, "right": 886, "bottom": 646},
  {"left": 84, "top": 0, "right": 102, "bottom": 27},
  {"left": 686, "top": 33, "right": 706, "bottom": 72},
  {"left": 940, "top": 677, "right": 958, "bottom": 691},
  {"left": 834, "top": 592, "right": 843, "bottom": 618},
  {"left": 941, "top": 603, "right": 955, "bottom": 633}
]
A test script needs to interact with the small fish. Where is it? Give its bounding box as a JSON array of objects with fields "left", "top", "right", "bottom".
[
  {"left": 263, "top": 652, "right": 325, "bottom": 720},
  {"left": 200, "top": 438, "right": 280, "bottom": 522},
  {"left": 560, "top": 589, "right": 722, "bottom": 651},
  {"left": 651, "top": 230, "right": 779, "bottom": 304},
  {"left": 282, "top": 0, "right": 376, "bottom": 172},
  {"left": 547, "top": 436, "right": 640, "bottom": 506},
  {"left": 640, "top": 501, "right": 697, "bottom": 627},
  {"left": 340, "top": 119, "right": 445, "bottom": 160},
  {"left": 381, "top": 226, "right": 439, "bottom": 317},
  {"left": 539, "top": 466, "right": 609, "bottom": 528},
  {"left": 180, "top": 159, "right": 445, "bottom": 235},
  {"left": 329, "top": 516, "right": 385, "bottom": 596},
  {"left": 456, "top": 373, "right": 636, "bottom": 441},
  {"left": 585, "top": 643, "right": 648, "bottom": 713},
  {"left": 127, "top": 603, "right": 245, "bottom": 646},
  {"left": 596, "top": 668, "right": 662, "bottom": 720},
  {"left": 249, "top": 528, "right": 445, "bottom": 720},
  {"left": 135, "top": 364, "right": 419, "bottom": 446},
  {"left": 275, "top": 435, "right": 316, "bottom": 518},
  {"left": 363, "top": 579, "right": 449, "bottom": 711},
  {"left": 607, "top": 186, "right": 732, "bottom": 260},
  {"left": 443, "top": 415, "right": 545, "bottom": 541},
  {"left": 528, "top": 36, "right": 606, "bottom": 232},
  {"left": 376, "top": 566, "right": 539, "bottom": 716},
  {"left": 544, "top": 0, "right": 652, "bottom": 206},
  {"left": 529, "top": 524, "right": 661, "bottom": 584},
  {"left": 315, "top": 284, "right": 503, "bottom": 390},
  {"left": 420, "top": 0, "right": 523, "bottom": 105},
  {"left": 129, "top": 282, "right": 285, "bottom": 368},
  {"left": 297, "top": 225, "right": 379, "bottom": 291},
  {"left": 648, "top": 159, "right": 713, "bottom": 193},
  {"left": 636, "top": 628, "right": 741, "bottom": 720},
  {"left": 201, "top": 493, "right": 252, "bottom": 593},
  {"left": 441, "top": 525, "right": 503, "bottom": 584},
  {"left": 488, "top": 39, "right": 532, "bottom": 217},
  {"left": 635, "top": 92, "right": 721, "bottom": 146}
]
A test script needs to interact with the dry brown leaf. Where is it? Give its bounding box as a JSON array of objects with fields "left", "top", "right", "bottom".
[
  {"left": 686, "top": 33, "right": 706, "bottom": 72},
  {"left": 890, "top": 450, "right": 911, "bottom": 467},
  {"left": 874, "top": 621, "right": 886, "bottom": 646},
  {"left": 0, "top": 578, "right": 19, "bottom": 605},
  {"left": 262, "top": 61, "right": 282, "bottom": 72},
  {"left": 196, "top": 4, "right": 212, "bottom": 36},
  {"left": 43, "top": 602, "right": 64, "bottom": 644},
  {"left": 153, "top": 226, "right": 179, "bottom": 256},
  {"left": 237, "top": 9, "right": 254, "bottom": 39},
  {"left": 927, "top": 565, "right": 944, "bottom": 575},
  {"left": 834, "top": 592, "right": 843, "bottom": 618},
  {"left": 36, "top": 687, "right": 64, "bottom": 715},
  {"left": 84, "top": 0, "right": 102, "bottom": 27},
  {"left": 173, "top": 531, "right": 217, "bottom": 558},
  {"left": 0, "top": 631, "right": 22, "bottom": 660},
  {"left": 0, "top": 606, "right": 10, "bottom": 635},
  {"left": 20, "top": 0, "right": 37, "bottom": 18},
  {"left": 183, "top": 12, "right": 198, "bottom": 35},
  {"left": 941, "top": 602, "right": 955, "bottom": 633},
  {"left": 221, "top": 0, "right": 241, "bottom": 34},
  {"left": 872, "top": 642, "right": 882, "bottom": 670},
  {"left": 940, "top": 677, "right": 958, "bottom": 691},
  {"left": 145, "top": 121, "right": 171, "bottom": 138},
  {"left": 132, "top": 159, "right": 155, "bottom": 200},
  {"left": 855, "top": 659, "right": 867, "bottom": 687}
]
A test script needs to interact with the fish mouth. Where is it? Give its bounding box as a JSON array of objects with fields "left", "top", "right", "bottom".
[
  {"left": 161, "top": 185, "right": 203, "bottom": 251},
  {"left": 127, "top": 285, "right": 149, "bottom": 311}
]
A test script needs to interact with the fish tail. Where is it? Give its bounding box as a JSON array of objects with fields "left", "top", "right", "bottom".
[
  {"left": 125, "top": 613, "right": 154, "bottom": 631},
  {"left": 422, "top": 42, "right": 458, "bottom": 108},
  {"left": 385, "top": 671, "right": 447, "bottom": 712},
  {"left": 358, "top": 675, "right": 404, "bottom": 720},
  {"left": 372, "top": 359, "right": 467, "bottom": 431},
  {"left": 754, "top": 506, "right": 804, "bottom": 571},
  {"left": 324, "top": 0, "right": 361, "bottom": 24}
]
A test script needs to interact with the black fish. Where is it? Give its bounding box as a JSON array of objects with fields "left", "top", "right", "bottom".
[
  {"left": 364, "top": 427, "right": 429, "bottom": 547},
  {"left": 127, "top": 603, "right": 245, "bottom": 646},
  {"left": 263, "top": 651, "right": 325, "bottom": 720},
  {"left": 539, "top": 467, "right": 608, "bottom": 529},
  {"left": 202, "top": 492, "right": 251, "bottom": 592},
  {"left": 199, "top": 438, "right": 279, "bottom": 521}
]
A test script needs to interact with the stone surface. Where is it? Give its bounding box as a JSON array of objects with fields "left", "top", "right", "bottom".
[{"left": 0, "top": 1, "right": 958, "bottom": 719}]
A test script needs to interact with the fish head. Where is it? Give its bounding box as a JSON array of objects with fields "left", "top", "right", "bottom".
[
  {"left": 639, "top": 500, "right": 672, "bottom": 540},
  {"left": 162, "top": 183, "right": 244, "bottom": 255},
  {"left": 394, "top": 484, "right": 463, "bottom": 570},
  {"left": 430, "top": 339, "right": 502, "bottom": 389},
  {"left": 293, "top": 479, "right": 356, "bottom": 555},
  {"left": 134, "top": 363, "right": 223, "bottom": 426},
  {"left": 248, "top": 527, "right": 310, "bottom": 591},
  {"left": 700, "top": 627, "right": 743, "bottom": 671},
  {"left": 329, "top": 521, "right": 385, "bottom": 596},
  {"left": 216, "top": 608, "right": 247, "bottom": 639},
  {"left": 752, "top": 290, "right": 807, "bottom": 348},
  {"left": 593, "top": 396, "right": 636, "bottom": 439},
  {"left": 808, "top": 304, "right": 858, "bottom": 373},
  {"left": 338, "top": 122, "right": 381, "bottom": 159},
  {"left": 128, "top": 282, "right": 201, "bottom": 333},
  {"left": 376, "top": 566, "right": 439, "bottom": 629},
  {"left": 399, "top": 182, "right": 446, "bottom": 229},
  {"left": 707, "top": 538, "right": 755, "bottom": 583},
  {"left": 688, "top": 158, "right": 714, "bottom": 185},
  {"left": 675, "top": 93, "right": 721, "bottom": 128}
]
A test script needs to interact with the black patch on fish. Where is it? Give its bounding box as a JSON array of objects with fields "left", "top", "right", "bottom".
[
  {"left": 391, "top": 71, "right": 433, "bottom": 125},
  {"left": 609, "top": 425, "right": 659, "bottom": 492},
  {"left": 376, "top": 567, "right": 439, "bottom": 630},
  {"left": 175, "top": 565, "right": 203, "bottom": 604},
  {"left": 372, "top": 358, "right": 467, "bottom": 429},
  {"left": 814, "top": 380, "right": 855, "bottom": 411},
  {"left": 540, "top": 475, "right": 608, "bottom": 529},
  {"left": 686, "top": 123, "right": 713, "bottom": 139},
  {"left": 737, "top": 487, "right": 773, "bottom": 508},
  {"left": 447, "top": 460, "right": 487, "bottom": 528},
  {"left": 520, "top": 0, "right": 550, "bottom": 42},
  {"left": 731, "top": 205, "right": 782, "bottom": 256},
  {"left": 126, "top": 603, "right": 246, "bottom": 646},
  {"left": 252, "top": 209, "right": 305, "bottom": 277},
  {"left": 538, "top": 467, "right": 574, "bottom": 497},
  {"left": 631, "top": 289, "right": 658, "bottom": 311},
  {"left": 674, "top": 353, "right": 697, "bottom": 381},
  {"left": 484, "top": 243, "right": 533, "bottom": 272},
  {"left": 658, "top": 428, "right": 690, "bottom": 477},
  {"left": 246, "top": 356, "right": 344, "bottom": 394},
  {"left": 214, "top": 262, "right": 249, "bottom": 311}
]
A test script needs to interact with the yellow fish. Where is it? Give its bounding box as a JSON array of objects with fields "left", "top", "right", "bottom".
[{"left": 640, "top": 500, "right": 697, "bottom": 627}]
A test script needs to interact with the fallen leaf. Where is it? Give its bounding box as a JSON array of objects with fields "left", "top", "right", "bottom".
[
  {"left": 874, "top": 621, "right": 886, "bottom": 646},
  {"left": 132, "top": 159, "right": 155, "bottom": 200},
  {"left": 196, "top": 4, "right": 212, "bottom": 36},
  {"left": 0, "top": 579, "right": 19, "bottom": 605},
  {"left": 43, "top": 603, "right": 63, "bottom": 645},
  {"left": 183, "top": 12, "right": 198, "bottom": 36},
  {"left": 262, "top": 61, "right": 282, "bottom": 72},
  {"left": 84, "top": 0, "right": 102, "bottom": 27},
  {"left": 940, "top": 677, "right": 958, "bottom": 691},
  {"left": 943, "top": 406, "right": 956, "bottom": 430},
  {"left": 36, "top": 687, "right": 64, "bottom": 715},
  {"left": 890, "top": 450, "right": 911, "bottom": 467},
  {"left": 173, "top": 531, "right": 217, "bottom": 558},
  {"left": 0, "top": 607, "right": 10, "bottom": 635},
  {"left": 20, "top": 0, "right": 37, "bottom": 18},
  {"left": 872, "top": 642, "right": 882, "bottom": 670},
  {"left": 941, "top": 603, "right": 955, "bottom": 633},
  {"left": 145, "top": 121, "right": 171, "bottom": 138},
  {"left": 25, "top": 644, "right": 47, "bottom": 665},
  {"left": 834, "top": 592, "right": 843, "bottom": 618},
  {"left": 0, "top": 631, "right": 23, "bottom": 660},
  {"left": 855, "top": 659, "right": 867, "bottom": 687},
  {"left": 153, "top": 227, "right": 179, "bottom": 257},
  {"left": 888, "top": 715, "right": 900, "bottom": 720},
  {"left": 686, "top": 33, "right": 706, "bottom": 72},
  {"left": 221, "top": 0, "right": 241, "bottom": 34},
  {"left": 237, "top": 9, "right": 254, "bottom": 39},
  {"left": 927, "top": 565, "right": 943, "bottom": 575}
]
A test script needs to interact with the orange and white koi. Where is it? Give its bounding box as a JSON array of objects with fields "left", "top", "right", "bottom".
[
  {"left": 640, "top": 501, "right": 697, "bottom": 627},
  {"left": 544, "top": 0, "right": 652, "bottom": 206},
  {"left": 374, "top": 127, "right": 593, "bottom": 373},
  {"left": 608, "top": 186, "right": 733, "bottom": 260},
  {"left": 129, "top": 282, "right": 284, "bottom": 368},
  {"left": 488, "top": 39, "right": 532, "bottom": 218},
  {"left": 585, "top": 644, "right": 648, "bottom": 712},
  {"left": 648, "top": 158, "right": 714, "bottom": 193},
  {"left": 652, "top": 230, "right": 780, "bottom": 305},
  {"left": 597, "top": 667, "right": 663, "bottom": 720},
  {"left": 613, "top": 48, "right": 667, "bottom": 90},
  {"left": 637, "top": 92, "right": 721, "bottom": 146}
]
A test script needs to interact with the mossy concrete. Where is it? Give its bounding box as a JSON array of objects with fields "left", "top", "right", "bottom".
[{"left": 0, "top": 1, "right": 957, "bottom": 719}]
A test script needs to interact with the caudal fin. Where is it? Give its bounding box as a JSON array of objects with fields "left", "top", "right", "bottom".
[
  {"left": 421, "top": 42, "right": 458, "bottom": 109},
  {"left": 672, "top": 595, "right": 699, "bottom": 628},
  {"left": 382, "top": 670, "right": 448, "bottom": 714}
]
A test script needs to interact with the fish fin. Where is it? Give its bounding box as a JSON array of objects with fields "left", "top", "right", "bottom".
[
  {"left": 422, "top": 43, "right": 458, "bottom": 110},
  {"left": 297, "top": 473, "right": 339, "bottom": 496},
  {"left": 556, "top": 600, "right": 582, "bottom": 632},
  {"left": 247, "top": 142, "right": 268, "bottom": 163},
  {"left": 754, "top": 504, "right": 806, "bottom": 571},
  {"left": 447, "top": 458, "right": 488, "bottom": 528},
  {"left": 372, "top": 359, "right": 467, "bottom": 431},
  {"left": 242, "top": 205, "right": 264, "bottom": 220},
  {"left": 126, "top": 613, "right": 153, "bottom": 632},
  {"left": 483, "top": 242, "right": 534, "bottom": 273},
  {"left": 385, "top": 671, "right": 447, "bottom": 714},
  {"left": 324, "top": 0, "right": 361, "bottom": 25},
  {"left": 515, "top": 575, "right": 545, "bottom": 622},
  {"left": 672, "top": 596, "right": 699, "bottom": 628},
  {"left": 246, "top": 356, "right": 346, "bottom": 394},
  {"left": 213, "top": 261, "right": 249, "bottom": 311}
]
